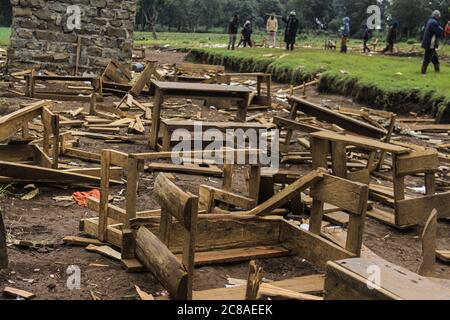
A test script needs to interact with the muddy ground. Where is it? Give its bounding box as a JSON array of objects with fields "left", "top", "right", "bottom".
[{"left": 0, "top": 50, "right": 449, "bottom": 300}]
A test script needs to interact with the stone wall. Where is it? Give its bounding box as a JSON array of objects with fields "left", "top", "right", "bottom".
[{"left": 8, "top": 0, "right": 136, "bottom": 74}]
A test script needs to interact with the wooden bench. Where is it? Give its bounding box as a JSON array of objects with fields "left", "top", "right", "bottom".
[
  {"left": 291, "top": 97, "right": 387, "bottom": 138},
  {"left": 217, "top": 73, "right": 272, "bottom": 107},
  {"left": 149, "top": 80, "right": 253, "bottom": 149},
  {"left": 310, "top": 131, "right": 447, "bottom": 229},
  {"left": 0, "top": 100, "right": 60, "bottom": 168},
  {"left": 25, "top": 73, "right": 102, "bottom": 112},
  {"left": 157, "top": 119, "right": 267, "bottom": 152},
  {"left": 325, "top": 258, "right": 450, "bottom": 300},
  {"left": 173, "top": 63, "right": 224, "bottom": 83}
]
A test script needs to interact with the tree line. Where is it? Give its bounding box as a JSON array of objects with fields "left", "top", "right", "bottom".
[{"left": 1, "top": 0, "right": 449, "bottom": 39}]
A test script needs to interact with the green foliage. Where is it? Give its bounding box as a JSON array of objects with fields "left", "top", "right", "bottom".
[{"left": 0, "top": 27, "right": 10, "bottom": 46}]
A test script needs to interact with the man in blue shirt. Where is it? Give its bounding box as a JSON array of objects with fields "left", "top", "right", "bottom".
[{"left": 421, "top": 10, "right": 444, "bottom": 74}]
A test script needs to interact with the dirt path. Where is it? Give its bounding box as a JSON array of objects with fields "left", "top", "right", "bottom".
[{"left": 0, "top": 50, "right": 448, "bottom": 300}]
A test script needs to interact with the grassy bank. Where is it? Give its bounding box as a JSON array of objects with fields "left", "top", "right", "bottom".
[{"left": 187, "top": 47, "right": 450, "bottom": 122}]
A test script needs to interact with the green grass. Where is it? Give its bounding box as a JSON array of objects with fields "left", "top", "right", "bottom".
[{"left": 0, "top": 27, "right": 10, "bottom": 46}]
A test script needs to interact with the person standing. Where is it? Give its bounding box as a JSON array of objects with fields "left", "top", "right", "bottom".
[
  {"left": 382, "top": 21, "right": 399, "bottom": 54},
  {"left": 228, "top": 15, "right": 239, "bottom": 50},
  {"left": 444, "top": 21, "right": 450, "bottom": 44},
  {"left": 266, "top": 14, "right": 279, "bottom": 48},
  {"left": 283, "top": 11, "right": 299, "bottom": 51},
  {"left": 341, "top": 17, "right": 350, "bottom": 53},
  {"left": 363, "top": 24, "right": 371, "bottom": 53},
  {"left": 242, "top": 21, "right": 253, "bottom": 48},
  {"left": 422, "top": 10, "right": 443, "bottom": 74}
]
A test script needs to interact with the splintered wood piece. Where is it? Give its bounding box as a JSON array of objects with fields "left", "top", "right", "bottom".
[
  {"left": 86, "top": 244, "right": 121, "bottom": 261},
  {"left": 3, "top": 287, "right": 36, "bottom": 300},
  {"left": 248, "top": 169, "right": 325, "bottom": 216},
  {"left": 259, "top": 283, "right": 323, "bottom": 301},
  {"left": 436, "top": 250, "right": 450, "bottom": 263},
  {"left": 135, "top": 285, "right": 155, "bottom": 300},
  {"left": 245, "top": 260, "right": 264, "bottom": 300},
  {"left": 418, "top": 210, "right": 437, "bottom": 277},
  {"left": 62, "top": 236, "right": 105, "bottom": 247}
]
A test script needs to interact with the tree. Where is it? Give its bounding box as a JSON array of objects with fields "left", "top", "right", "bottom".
[{"left": 0, "top": 0, "right": 12, "bottom": 27}]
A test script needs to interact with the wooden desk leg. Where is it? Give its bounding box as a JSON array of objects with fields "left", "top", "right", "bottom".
[
  {"left": 248, "top": 165, "right": 261, "bottom": 201},
  {"left": 98, "top": 150, "right": 111, "bottom": 242},
  {"left": 125, "top": 157, "right": 140, "bottom": 228},
  {"left": 149, "top": 89, "right": 164, "bottom": 149},
  {"left": 309, "top": 199, "right": 325, "bottom": 235},
  {"left": 160, "top": 123, "right": 172, "bottom": 152},
  {"left": 256, "top": 76, "right": 262, "bottom": 96},
  {"left": 331, "top": 141, "right": 347, "bottom": 178},
  {"left": 236, "top": 93, "right": 250, "bottom": 122},
  {"left": 425, "top": 172, "right": 436, "bottom": 196},
  {"left": 266, "top": 75, "right": 272, "bottom": 104},
  {"left": 311, "top": 137, "right": 329, "bottom": 170}
]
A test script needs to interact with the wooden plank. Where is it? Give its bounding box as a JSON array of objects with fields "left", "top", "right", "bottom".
[
  {"left": 147, "top": 163, "right": 223, "bottom": 177},
  {"left": 324, "top": 258, "right": 450, "bottom": 300},
  {"left": 86, "top": 244, "right": 121, "bottom": 261},
  {"left": 248, "top": 169, "right": 326, "bottom": 216},
  {"left": 151, "top": 80, "right": 252, "bottom": 94},
  {"left": 258, "top": 283, "right": 323, "bottom": 300},
  {"left": 3, "top": 287, "right": 36, "bottom": 300},
  {"left": 176, "top": 246, "right": 291, "bottom": 266},
  {"left": 395, "top": 150, "right": 439, "bottom": 177},
  {"left": 273, "top": 116, "right": 326, "bottom": 134},
  {"left": 310, "top": 174, "right": 369, "bottom": 215},
  {"left": 199, "top": 185, "right": 256, "bottom": 211},
  {"left": 130, "top": 62, "right": 156, "bottom": 96},
  {"left": 396, "top": 192, "right": 450, "bottom": 226},
  {"left": 310, "top": 131, "right": 409, "bottom": 154},
  {"left": 292, "top": 97, "right": 387, "bottom": 138},
  {"left": 63, "top": 236, "right": 105, "bottom": 247},
  {"left": 193, "top": 275, "right": 325, "bottom": 300},
  {"left": 437, "top": 250, "right": 450, "bottom": 263},
  {"left": 280, "top": 220, "right": 356, "bottom": 269},
  {"left": 0, "top": 161, "right": 118, "bottom": 185}
]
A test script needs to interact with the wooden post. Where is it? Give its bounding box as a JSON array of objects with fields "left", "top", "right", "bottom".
[
  {"left": 125, "top": 156, "right": 141, "bottom": 228},
  {"left": 309, "top": 199, "right": 325, "bottom": 235},
  {"left": 311, "top": 137, "right": 329, "bottom": 170},
  {"left": 331, "top": 141, "right": 347, "bottom": 178},
  {"left": 98, "top": 150, "right": 111, "bottom": 242},
  {"left": 425, "top": 173, "right": 436, "bottom": 196},
  {"left": 0, "top": 209, "right": 8, "bottom": 269},
  {"left": 149, "top": 89, "right": 164, "bottom": 149},
  {"left": 245, "top": 260, "right": 263, "bottom": 300},
  {"left": 236, "top": 93, "right": 250, "bottom": 122},
  {"left": 248, "top": 165, "right": 261, "bottom": 200},
  {"left": 51, "top": 114, "right": 60, "bottom": 169},
  {"left": 377, "top": 114, "right": 396, "bottom": 171}
]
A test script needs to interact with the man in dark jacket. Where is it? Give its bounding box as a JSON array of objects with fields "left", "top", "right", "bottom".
[
  {"left": 382, "top": 21, "right": 399, "bottom": 53},
  {"left": 422, "top": 10, "right": 443, "bottom": 74},
  {"left": 283, "top": 11, "right": 299, "bottom": 51},
  {"left": 237, "top": 21, "right": 253, "bottom": 48},
  {"left": 363, "top": 25, "right": 371, "bottom": 53},
  {"left": 228, "top": 15, "right": 239, "bottom": 50}
]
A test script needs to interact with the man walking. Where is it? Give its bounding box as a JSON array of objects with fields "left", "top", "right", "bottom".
[
  {"left": 266, "top": 14, "right": 279, "bottom": 48},
  {"left": 228, "top": 15, "right": 239, "bottom": 50},
  {"left": 283, "top": 11, "right": 299, "bottom": 51},
  {"left": 422, "top": 10, "right": 443, "bottom": 74},
  {"left": 382, "top": 21, "right": 399, "bottom": 54},
  {"left": 241, "top": 21, "right": 253, "bottom": 48}
]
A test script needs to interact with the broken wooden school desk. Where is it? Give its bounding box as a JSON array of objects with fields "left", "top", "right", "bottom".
[
  {"left": 101, "top": 60, "right": 157, "bottom": 96},
  {"left": 157, "top": 119, "right": 267, "bottom": 152},
  {"left": 24, "top": 73, "right": 102, "bottom": 114},
  {"left": 310, "top": 130, "right": 449, "bottom": 229},
  {"left": 148, "top": 80, "right": 253, "bottom": 150},
  {"left": 0, "top": 100, "right": 60, "bottom": 168},
  {"left": 217, "top": 73, "right": 272, "bottom": 107},
  {"left": 136, "top": 170, "right": 369, "bottom": 300},
  {"left": 324, "top": 258, "right": 450, "bottom": 300},
  {"left": 172, "top": 63, "right": 225, "bottom": 83},
  {"left": 82, "top": 167, "right": 370, "bottom": 300},
  {"left": 81, "top": 149, "right": 266, "bottom": 263}
]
